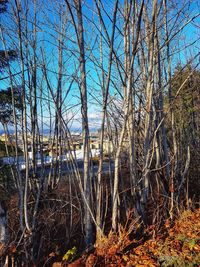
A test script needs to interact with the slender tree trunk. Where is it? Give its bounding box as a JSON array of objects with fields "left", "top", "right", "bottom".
[
  {"left": 164, "top": 0, "right": 177, "bottom": 218},
  {"left": 142, "top": 0, "right": 157, "bottom": 206},
  {"left": 96, "top": 0, "right": 118, "bottom": 238},
  {"left": 14, "top": 0, "right": 31, "bottom": 234},
  {"left": 70, "top": 0, "right": 93, "bottom": 245}
]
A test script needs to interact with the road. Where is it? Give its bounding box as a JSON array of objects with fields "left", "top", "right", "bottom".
[{"left": 20, "top": 159, "right": 114, "bottom": 177}]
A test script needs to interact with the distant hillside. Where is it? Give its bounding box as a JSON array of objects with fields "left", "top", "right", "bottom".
[{"left": 0, "top": 126, "right": 99, "bottom": 136}]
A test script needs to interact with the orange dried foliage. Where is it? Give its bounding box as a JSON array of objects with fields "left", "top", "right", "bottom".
[
  {"left": 85, "top": 254, "right": 97, "bottom": 267},
  {"left": 53, "top": 208, "right": 200, "bottom": 266},
  {"left": 96, "top": 209, "right": 199, "bottom": 266},
  {"left": 95, "top": 225, "right": 132, "bottom": 258},
  {"left": 67, "top": 258, "right": 84, "bottom": 267},
  {"left": 52, "top": 262, "right": 62, "bottom": 267}
]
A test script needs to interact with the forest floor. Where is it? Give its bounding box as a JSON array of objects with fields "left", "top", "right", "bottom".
[{"left": 53, "top": 208, "right": 200, "bottom": 267}]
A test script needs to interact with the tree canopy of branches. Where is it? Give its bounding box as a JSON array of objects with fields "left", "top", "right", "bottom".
[{"left": 0, "top": 0, "right": 199, "bottom": 265}]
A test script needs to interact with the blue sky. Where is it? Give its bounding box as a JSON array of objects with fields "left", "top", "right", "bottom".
[{"left": 0, "top": 0, "right": 199, "bottom": 133}]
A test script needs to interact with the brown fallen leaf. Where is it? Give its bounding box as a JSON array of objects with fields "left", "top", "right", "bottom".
[
  {"left": 67, "top": 259, "right": 84, "bottom": 267},
  {"left": 52, "top": 262, "right": 62, "bottom": 267},
  {"left": 9, "top": 245, "right": 17, "bottom": 253},
  {"left": 85, "top": 254, "right": 97, "bottom": 267},
  {"left": 193, "top": 245, "right": 200, "bottom": 252},
  {"left": 108, "top": 246, "right": 118, "bottom": 256}
]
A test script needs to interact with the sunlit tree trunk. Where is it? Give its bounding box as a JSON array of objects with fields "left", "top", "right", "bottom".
[
  {"left": 65, "top": 0, "right": 93, "bottom": 245},
  {"left": 95, "top": 0, "right": 118, "bottom": 238},
  {"left": 112, "top": 0, "right": 144, "bottom": 230},
  {"left": 142, "top": 0, "right": 157, "bottom": 207}
]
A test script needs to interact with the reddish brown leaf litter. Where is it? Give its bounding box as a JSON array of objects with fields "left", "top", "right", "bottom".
[{"left": 56, "top": 208, "right": 200, "bottom": 266}]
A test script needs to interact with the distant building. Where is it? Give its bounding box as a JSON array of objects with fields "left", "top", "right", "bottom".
[{"left": 0, "top": 134, "right": 10, "bottom": 142}]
